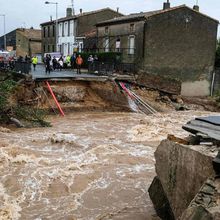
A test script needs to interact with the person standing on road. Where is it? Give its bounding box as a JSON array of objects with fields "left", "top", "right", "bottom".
[
  {"left": 66, "top": 54, "right": 71, "bottom": 68},
  {"left": 76, "top": 55, "right": 83, "bottom": 74},
  {"left": 32, "top": 56, "right": 38, "bottom": 71},
  {"left": 58, "top": 56, "right": 64, "bottom": 71},
  {"left": 87, "top": 55, "right": 94, "bottom": 72},
  {"left": 71, "top": 53, "right": 76, "bottom": 70},
  {"left": 52, "top": 56, "right": 57, "bottom": 70},
  {"left": 45, "top": 54, "right": 51, "bottom": 74}
]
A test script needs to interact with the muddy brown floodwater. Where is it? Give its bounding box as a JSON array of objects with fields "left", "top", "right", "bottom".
[{"left": 0, "top": 110, "right": 217, "bottom": 220}]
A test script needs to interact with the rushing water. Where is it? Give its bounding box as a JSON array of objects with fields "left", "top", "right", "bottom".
[{"left": 0, "top": 111, "right": 217, "bottom": 220}]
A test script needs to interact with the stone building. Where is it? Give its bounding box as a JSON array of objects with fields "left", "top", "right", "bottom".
[
  {"left": 0, "top": 28, "right": 41, "bottom": 57},
  {"left": 41, "top": 8, "right": 123, "bottom": 56},
  {"left": 96, "top": 4, "right": 219, "bottom": 96}
]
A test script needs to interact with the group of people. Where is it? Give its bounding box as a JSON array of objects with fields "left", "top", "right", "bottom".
[
  {"left": 43, "top": 53, "right": 84, "bottom": 74},
  {"left": 30, "top": 53, "right": 99, "bottom": 74}
]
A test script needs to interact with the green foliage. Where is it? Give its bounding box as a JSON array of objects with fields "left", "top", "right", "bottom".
[
  {"left": 0, "top": 78, "right": 50, "bottom": 127},
  {"left": 14, "top": 106, "right": 51, "bottom": 127},
  {"left": 77, "top": 52, "right": 122, "bottom": 67},
  {"left": 215, "top": 39, "right": 220, "bottom": 67},
  {"left": 0, "top": 79, "right": 16, "bottom": 113}
]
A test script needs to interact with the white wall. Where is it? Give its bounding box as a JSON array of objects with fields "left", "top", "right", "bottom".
[{"left": 58, "top": 19, "right": 76, "bottom": 56}]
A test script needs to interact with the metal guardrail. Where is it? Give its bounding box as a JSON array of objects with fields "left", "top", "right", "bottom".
[
  {"left": 0, "top": 61, "right": 31, "bottom": 74},
  {"left": 88, "top": 61, "right": 136, "bottom": 75}
]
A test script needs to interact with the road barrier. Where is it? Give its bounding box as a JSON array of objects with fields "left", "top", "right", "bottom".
[{"left": 0, "top": 61, "right": 31, "bottom": 74}]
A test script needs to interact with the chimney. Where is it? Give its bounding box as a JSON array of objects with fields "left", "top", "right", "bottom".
[
  {"left": 66, "top": 8, "right": 73, "bottom": 17},
  {"left": 80, "top": 8, "right": 83, "bottom": 14},
  {"left": 193, "top": 5, "right": 199, "bottom": 11},
  {"left": 117, "top": 7, "right": 119, "bottom": 13},
  {"left": 50, "top": 16, "right": 52, "bottom": 21},
  {"left": 163, "top": 0, "right": 170, "bottom": 10}
]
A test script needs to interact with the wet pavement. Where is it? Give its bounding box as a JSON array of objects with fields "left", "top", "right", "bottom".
[{"left": 31, "top": 64, "right": 105, "bottom": 80}]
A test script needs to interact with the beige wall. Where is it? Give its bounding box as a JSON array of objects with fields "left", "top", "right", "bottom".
[{"left": 181, "top": 80, "right": 210, "bottom": 96}]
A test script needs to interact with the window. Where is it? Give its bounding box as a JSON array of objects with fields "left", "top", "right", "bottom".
[
  {"left": 43, "top": 27, "right": 46, "bottom": 38},
  {"left": 116, "top": 38, "right": 121, "bottom": 52},
  {"left": 105, "top": 27, "right": 109, "bottom": 34},
  {"left": 70, "top": 20, "right": 74, "bottom": 36},
  {"left": 52, "top": 45, "right": 55, "bottom": 52},
  {"left": 79, "top": 42, "right": 83, "bottom": 53},
  {"left": 64, "top": 22, "right": 68, "bottom": 36},
  {"left": 104, "top": 37, "right": 109, "bottom": 52},
  {"left": 59, "top": 23, "right": 62, "bottom": 36},
  {"left": 48, "top": 26, "right": 50, "bottom": 37},
  {"left": 48, "top": 45, "right": 50, "bottom": 52},
  {"left": 130, "top": 24, "right": 135, "bottom": 32},
  {"left": 43, "top": 45, "right": 46, "bottom": 53},
  {"left": 128, "top": 36, "right": 135, "bottom": 55},
  {"left": 68, "top": 21, "right": 70, "bottom": 36},
  {"left": 62, "top": 23, "right": 64, "bottom": 37},
  {"left": 52, "top": 25, "right": 55, "bottom": 37}
]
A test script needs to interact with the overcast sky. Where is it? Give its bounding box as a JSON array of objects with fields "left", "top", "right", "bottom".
[{"left": 0, "top": 0, "right": 219, "bottom": 36}]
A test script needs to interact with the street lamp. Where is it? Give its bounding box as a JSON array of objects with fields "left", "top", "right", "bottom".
[
  {"left": 45, "top": 1, "right": 58, "bottom": 52},
  {"left": 0, "top": 14, "right": 6, "bottom": 51}
]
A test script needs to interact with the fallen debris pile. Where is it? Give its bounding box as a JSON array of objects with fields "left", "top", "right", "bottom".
[{"left": 183, "top": 116, "right": 220, "bottom": 142}]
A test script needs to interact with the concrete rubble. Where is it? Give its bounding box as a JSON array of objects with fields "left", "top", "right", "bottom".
[
  {"left": 149, "top": 137, "right": 220, "bottom": 220},
  {"left": 181, "top": 178, "right": 220, "bottom": 219}
]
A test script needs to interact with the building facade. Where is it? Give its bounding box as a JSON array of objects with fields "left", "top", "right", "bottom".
[
  {"left": 0, "top": 28, "right": 41, "bottom": 57},
  {"left": 41, "top": 8, "right": 123, "bottom": 56},
  {"left": 41, "top": 21, "right": 56, "bottom": 54},
  {"left": 96, "top": 4, "right": 218, "bottom": 96}
]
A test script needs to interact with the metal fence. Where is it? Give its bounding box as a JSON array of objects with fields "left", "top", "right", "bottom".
[
  {"left": 88, "top": 61, "right": 136, "bottom": 75},
  {"left": 0, "top": 61, "right": 31, "bottom": 74}
]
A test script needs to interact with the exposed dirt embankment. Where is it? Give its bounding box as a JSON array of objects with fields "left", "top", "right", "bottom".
[
  {"left": 9, "top": 78, "right": 220, "bottom": 117},
  {"left": 22, "top": 80, "right": 131, "bottom": 113}
]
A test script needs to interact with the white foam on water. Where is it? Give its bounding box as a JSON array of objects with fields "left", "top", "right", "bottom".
[
  {"left": 0, "top": 110, "right": 217, "bottom": 219},
  {"left": 0, "top": 183, "right": 22, "bottom": 220},
  {"left": 127, "top": 96, "right": 139, "bottom": 113},
  {"left": 50, "top": 133, "right": 77, "bottom": 144}
]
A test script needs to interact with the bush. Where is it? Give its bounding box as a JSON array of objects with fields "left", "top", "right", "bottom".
[
  {"left": 0, "top": 79, "right": 16, "bottom": 114},
  {"left": 77, "top": 52, "right": 122, "bottom": 67},
  {"left": 0, "top": 77, "right": 50, "bottom": 127},
  {"left": 14, "top": 106, "right": 51, "bottom": 127}
]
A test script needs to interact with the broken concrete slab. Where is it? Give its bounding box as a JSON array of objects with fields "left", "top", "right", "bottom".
[
  {"left": 152, "top": 139, "right": 217, "bottom": 219},
  {"left": 148, "top": 176, "right": 175, "bottom": 220},
  {"left": 181, "top": 178, "right": 220, "bottom": 220}
]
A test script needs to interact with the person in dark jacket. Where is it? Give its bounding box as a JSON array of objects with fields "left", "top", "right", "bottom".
[
  {"left": 45, "top": 54, "right": 51, "bottom": 74},
  {"left": 70, "top": 53, "right": 76, "bottom": 70},
  {"left": 52, "top": 56, "right": 57, "bottom": 70}
]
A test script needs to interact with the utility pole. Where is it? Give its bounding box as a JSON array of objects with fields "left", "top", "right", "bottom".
[
  {"left": 0, "top": 14, "right": 6, "bottom": 51},
  {"left": 45, "top": 1, "right": 58, "bottom": 52}
]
